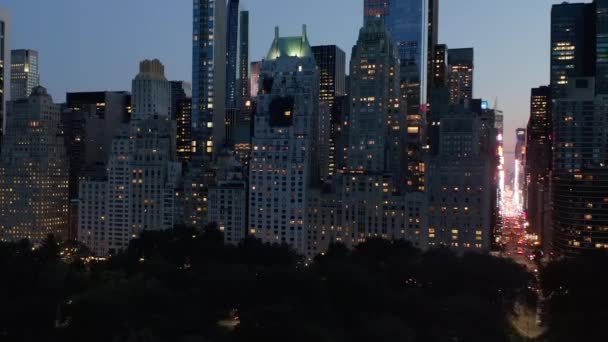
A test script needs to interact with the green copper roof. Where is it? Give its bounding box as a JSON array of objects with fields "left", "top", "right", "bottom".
[{"left": 266, "top": 25, "right": 313, "bottom": 60}]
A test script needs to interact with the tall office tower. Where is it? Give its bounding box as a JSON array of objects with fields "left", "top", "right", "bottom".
[
  {"left": 550, "top": 2, "right": 595, "bottom": 99},
  {"left": 238, "top": 11, "right": 249, "bottom": 105},
  {"left": 312, "top": 45, "right": 346, "bottom": 177},
  {"left": 170, "top": 81, "right": 192, "bottom": 119},
  {"left": 249, "top": 61, "right": 261, "bottom": 98},
  {"left": 248, "top": 26, "right": 320, "bottom": 255},
  {"left": 526, "top": 86, "right": 552, "bottom": 249},
  {"left": 0, "top": 11, "right": 10, "bottom": 149},
  {"left": 193, "top": 0, "right": 227, "bottom": 160},
  {"left": 348, "top": 19, "right": 405, "bottom": 180},
  {"left": 10, "top": 49, "right": 39, "bottom": 100},
  {"left": 426, "top": 106, "right": 493, "bottom": 252},
  {"left": 0, "top": 86, "right": 68, "bottom": 244},
  {"left": 552, "top": 77, "right": 608, "bottom": 256},
  {"left": 176, "top": 98, "right": 193, "bottom": 163},
  {"left": 208, "top": 152, "right": 247, "bottom": 245},
  {"left": 226, "top": 0, "right": 239, "bottom": 108},
  {"left": 132, "top": 59, "right": 171, "bottom": 122},
  {"left": 447, "top": 48, "right": 474, "bottom": 105},
  {"left": 597, "top": 0, "right": 608, "bottom": 94},
  {"left": 78, "top": 60, "right": 181, "bottom": 256}
]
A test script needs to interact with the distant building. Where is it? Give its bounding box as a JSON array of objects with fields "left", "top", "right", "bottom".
[
  {"left": 0, "top": 11, "right": 10, "bottom": 149},
  {"left": 433, "top": 44, "right": 448, "bottom": 88},
  {"left": 596, "top": 0, "right": 608, "bottom": 94},
  {"left": 447, "top": 48, "right": 474, "bottom": 105},
  {"left": 312, "top": 45, "right": 346, "bottom": 177},
  {"left": 248, "top": 26, "right": 320, "bottom": 255},
  {"left": 10, "top": 49, "right": 39, "bottom": 100},
  {"left": 0, "top": 86, "right": 69, "bottom": 244}
]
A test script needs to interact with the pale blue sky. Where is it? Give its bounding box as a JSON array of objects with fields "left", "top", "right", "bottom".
[{"left": 1, "top": 0, "right": 591, "bottom": 152}]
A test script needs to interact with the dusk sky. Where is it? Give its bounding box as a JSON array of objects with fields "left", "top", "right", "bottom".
[{"left": 1, "top": 0, "right": 589, "bottom": 155}]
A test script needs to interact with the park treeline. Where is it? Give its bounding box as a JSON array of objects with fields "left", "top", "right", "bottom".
[{"left": 0, "top": 226, "right": 605, "bottom": 342}]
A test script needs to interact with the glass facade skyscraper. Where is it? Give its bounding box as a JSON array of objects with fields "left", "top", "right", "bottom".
[
  {"left": 193, "top": 0, "right": 226, "bottom": 159},
  {"left": 225, "top": 0, "right": 239, "bottom": 108}
]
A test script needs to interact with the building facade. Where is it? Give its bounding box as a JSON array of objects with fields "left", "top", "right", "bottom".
[
  {"left": 10, "top": 49, "right": 39, "bottom": 101},
  {"left": 0, "top": 86, "right": 69, "bottom": 244}
]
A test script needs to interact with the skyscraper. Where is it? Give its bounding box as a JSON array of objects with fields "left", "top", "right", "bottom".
[
  {"left": 312, "top": 45, "right": 346, "bottom": 177},
  {"left": 0, "top": 86, "right": 68, "bottom": 244},
  {"left": 433, "top": 44, "right": 448, "bottom": 87},
  {"left": 0, "top": 11, "right": 10, "bottom": 149},
  {"left": 238, "top": 11, "right": 249, "bottom": 105},
  {"left": 550, "top": 2, "right": 595, "bottom": 99},
  {"left": 10, "top": 49, "right": 39, "bottom": 100},
  {"left": 192, "top": 0, "right": 227, "bottom": 160},
  {"left": 225, "top": 0, "right": 239, "bottom": 108},
  {"left": 348, "top": 19, "right": 405, "bottom": 179},
  {"left": 447, "top": 48, "right": 474, "bottom": 105},
  {"left": 248, "top": 26, "right": 320, "bottom": 255},
  {"left": 526, "top": 86, "right": 552, "bottom": 249}
]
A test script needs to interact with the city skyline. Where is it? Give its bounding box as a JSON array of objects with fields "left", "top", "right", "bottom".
[{"left": 0, "top": 0, "right": 585, "bottom": 155}]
